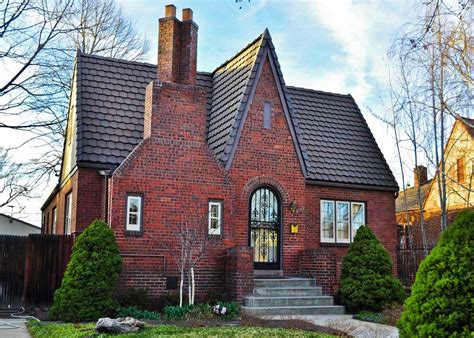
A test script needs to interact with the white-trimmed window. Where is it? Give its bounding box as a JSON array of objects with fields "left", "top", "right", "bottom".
[
  {"left": 320, "top": 200, "right": 365, "bottom": 243},
  {"left": 126, "top": 195, "right": 142, "bottom": 232},
  {"left": 52, "top": 207, "right": 57, "bottom": 234},
  {"left": 336, "top": 202, "right": 350, "bottom": 243},
  {"left": 208, "top": 201, "right": 222, "bottom": 235},
  {"left": 351, "top": 202, "right": 365, "bottom": 241},
  {"left": 64, "top": 192, "right": 72, "bottom": 235},
  {"left": 320, "top": 200, "right": 335, "bottom": 242}
]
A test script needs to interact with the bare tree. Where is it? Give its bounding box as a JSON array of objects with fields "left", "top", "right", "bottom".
[
  {"left": 386, "top": 0, "right": 472, "bottom": 240},
  {"left": 147, "top": 219, "right": 208, "bottom": 307},
  {"left": 0, "top": 0, "right": 149, "bottom": 212}
]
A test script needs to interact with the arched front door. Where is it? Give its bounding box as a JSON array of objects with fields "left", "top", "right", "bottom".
[{"left": 249, "top": 186, "right": 281, "bottom": 270}]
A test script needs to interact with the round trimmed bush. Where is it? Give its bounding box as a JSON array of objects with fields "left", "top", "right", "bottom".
[
  {"left": 49, "top": 220, "right": 122, "bottom": 322},
  {"left": 398, "top": 211, "right": 474, "bottom": 337},
  {"left": 340, "top": 225, "right": 404, "bottom": 312}
]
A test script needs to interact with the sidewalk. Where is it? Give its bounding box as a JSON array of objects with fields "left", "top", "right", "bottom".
[
  {"left": 269, "top": 314, "right": 399, "bottom": 338},
  {"left": 0, "top": 319, "right": 31, "bottom": 338}
]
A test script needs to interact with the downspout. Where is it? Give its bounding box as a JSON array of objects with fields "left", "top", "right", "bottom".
[{"left": 99, "top": 170, "right": 110, "bottom": 222}]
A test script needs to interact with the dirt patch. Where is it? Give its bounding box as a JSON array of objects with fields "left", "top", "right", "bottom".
[{"left": 382, "top": 304, "right": 403, "bottom": 326}]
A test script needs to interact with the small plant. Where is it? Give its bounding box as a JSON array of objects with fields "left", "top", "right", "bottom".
[
  {"left": 116, "top": 306, "right": 160, "bottom": 320},
  {"left": 164, "top": 305, "right": 193, "bottom": 321},
  {"left": 156, "top": 291, "right": 182, "bottom": 311},
  {"left": 398, "top": 211, "right": 474, "bottom": 337},
  {"left": 118, "top": 288, "right": 150, "bottom": 310},
  {"left": 163, "top": 302, "right": 240, "bottom": 321},
  {"left": 49, "top": 220, "right": 122, "bottom": 322},
  {"left": 212, "top": 302, "right": 240, "bottom": 319},
  {"left": 340, "top": 225, "right": 404, "bottom": 312},
  {"left": 353, "top": 311, "right": 386, "bottom": 324}
]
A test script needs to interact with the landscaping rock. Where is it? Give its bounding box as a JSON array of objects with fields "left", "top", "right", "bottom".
[{"left": 95, "top": 317, "right": 146, "bottom": 333}]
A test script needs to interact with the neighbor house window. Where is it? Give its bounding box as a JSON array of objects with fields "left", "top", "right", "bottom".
[
  {"left": 126, "top": 195, "right": 142, "bottom": 232},
  {"left": 208, "top": 201, "right": 223, "bottom": 235},
  {"left": 52, "top": 207, "right": 57, "bottom": 234},
  {"left": 263, "top": 102, "right": 271, "bottom": 129},
  {"left": 320, "top": 200, "right": 365, "bottom": 243},
  {"left": 64, "top": 192, "right": 72, "bottom": 235},
  {"left": 457, "top": 157, "right": 465, "bottom": 183}
]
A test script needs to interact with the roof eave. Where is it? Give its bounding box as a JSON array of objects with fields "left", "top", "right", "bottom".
[{"left": 305, "top": 179, "right": 399, "bottom": 192}]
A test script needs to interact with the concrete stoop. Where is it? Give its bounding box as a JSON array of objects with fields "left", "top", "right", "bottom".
[{"left": 242, "top": 277, "right": 345, "bottom": 316}]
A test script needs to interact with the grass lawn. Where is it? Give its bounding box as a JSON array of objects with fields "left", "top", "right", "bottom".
[{"left": 27, "top": 321, "right": 334, "bottom": 337}]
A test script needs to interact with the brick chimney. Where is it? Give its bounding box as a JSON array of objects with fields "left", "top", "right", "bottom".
[
  {"left": 414, "top": 165, "right": 428, "bottom": 187},
  {"left": 157, "top": 5, "right": 198, "bottom": 85}
]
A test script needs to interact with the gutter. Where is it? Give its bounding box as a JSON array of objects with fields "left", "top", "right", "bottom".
[{"left": 305, "top": 179, "right": 399, "bottom": 193}]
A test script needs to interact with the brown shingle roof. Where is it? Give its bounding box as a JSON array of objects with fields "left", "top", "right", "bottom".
[
  {"left": 395, "top": 181, "right": 432, "bottom": 212},
  {"left": 70, "top": 30, "right": 399, "bottom": 191}
]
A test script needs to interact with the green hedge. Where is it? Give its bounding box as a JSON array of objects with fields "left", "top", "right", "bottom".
[
  {"left": 340, "top": 225, "right": 404, "bottom": 312},
  {"left": 398, "top": 211, "right": 474, "bottom": 337},
  {"left": 49, "top": 220, "right": 122, "bottom": 322}
]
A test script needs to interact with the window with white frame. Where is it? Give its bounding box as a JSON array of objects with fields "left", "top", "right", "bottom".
[
  {"left": 64, "top": 192, "right": 72, "bottom": 235},
  {"left": 320, "top": 200, "right": 365, "bottom": 243},
  {"left": 52, "top": 207, "right": 57, "bottom": 234},
  {"left": 126, "top": 195, "right": 142, "bottom": 232},
  {"left": 320, "top": 200, "right": 335, "bottom": 242},
  {"left": 208, "top": 201, "right": 222, "bottom": 235},
  {"left": 351, "top": 202, "right": 365, "bottom": 240}
]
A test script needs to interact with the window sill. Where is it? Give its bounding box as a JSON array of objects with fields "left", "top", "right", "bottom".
[
  {"left": 207, "top": 233, "right": 223, "bottom": 240},
  {"left": 124, "top": 230, "right": 142, "bottom": 236},
  {"left": 320, "top": 242, "right": 350, "bottom": 247}
]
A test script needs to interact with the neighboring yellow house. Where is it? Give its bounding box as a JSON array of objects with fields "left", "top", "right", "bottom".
[{"left": 396, "top": 116, "right": 474, "bottom": 247}]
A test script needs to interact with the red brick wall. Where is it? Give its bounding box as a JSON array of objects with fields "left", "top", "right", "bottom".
[
  {"left": 109, "top": 80, "right": 232, "bottom": 301},
  {"left": 228, "top": 57, "right": 306, "bottom": 274},
  {"left": 301, "top": 185, "right": 398, "bottom": 294},
  {"left": 225, "top": 246, "right": 254, "bottom": 303},
  {"left": 41, "top": 170, "right": 78, "bottom": 235},
  {"left": 106, "top": 56, "right": 399, "bottom": 301}
]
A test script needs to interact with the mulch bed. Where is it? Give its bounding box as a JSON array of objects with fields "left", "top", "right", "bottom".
[{"left": 143, "top": 314, "right": 348, "bottom": 337}]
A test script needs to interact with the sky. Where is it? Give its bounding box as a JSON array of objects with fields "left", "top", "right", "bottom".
[{"left": 2, "top": 0, "right": 422, "bottom": 225}]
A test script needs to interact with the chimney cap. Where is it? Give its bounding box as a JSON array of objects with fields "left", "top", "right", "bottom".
[
  {"left": 165, "top": 4, "right": 176, "bottom": 18},
  {"left": 182, "top": 8, "right": 193, "bottom": 21}
]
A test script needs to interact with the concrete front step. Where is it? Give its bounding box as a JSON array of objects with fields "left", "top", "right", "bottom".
[
  {"left": 241, "top": 305, "right": 346, "bottom": 316},
  {"left": 254, "top": 278, "right": 315, "bottom": 288},
  {"left": 253, "top": 286, "right": 323, "bottom": 297},
  {"left": 245, "top": 295, "right": 334, "bottom": 307}
]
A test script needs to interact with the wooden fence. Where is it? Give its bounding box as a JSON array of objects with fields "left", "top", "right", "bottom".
[
  {"left": 0, "top": 234, "right": 73, "bottom": 307},
  {"left": 397, "top": 245, "right": 435, "bottom": 287}
]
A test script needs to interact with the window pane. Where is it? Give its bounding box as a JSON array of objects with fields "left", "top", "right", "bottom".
[
  {"left": 210, "top": 204, "right": 218, "bottom": 218},
  {"left": 321, "top": 201, "right": 334, "bottom": 240},
  {"left": 210, "top": 218, "right": 218, "bottom": 229},
  {"left": 129, "top": 198, "right": 139, "bottom": 213},
  {"left": 337, "top": 202, "right": 349, "bottom": 241},
  {"left": 126, "top": 195, "right": 141, "bottom": 231},
  {"left": 129, "top": 213, "right": 138, "bottom": 225},
  {"left": 263, "top": 102, "right": 271, "bottom": 129},
  {"left": 351, "top": 203, "right": 365, "bottom": 239},
  {"left": 208, "top": 201, "right": 222, "bottom": 235}
]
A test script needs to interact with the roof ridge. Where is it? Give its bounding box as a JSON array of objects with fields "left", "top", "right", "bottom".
[
  {"left": 79, "top": 51, "right": 156, "bottom": 68},
  {"left": 211, "top": 31, "right": 265, "bottom": 75},
  {"left": 286, "top": 85, "right": 351, "bottom": 98}
]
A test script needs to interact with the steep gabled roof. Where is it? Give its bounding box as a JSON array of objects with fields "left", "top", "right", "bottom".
[
  {"left": 73, "top": 52, "right": 212, "bottom": 167},
  {"left": 60, "top": 29, "right": 399, "bottom": 191},
  {"left": 288, "top": 87, "right": 398, "bottom": 189}
]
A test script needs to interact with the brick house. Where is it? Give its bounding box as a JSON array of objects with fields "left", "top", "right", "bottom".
[
  {"left": 41, "top": 5, "right": 399, "bottom": 305},
  {"left": 396, "top": 116, "right": 474, "bottom": 248}
]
